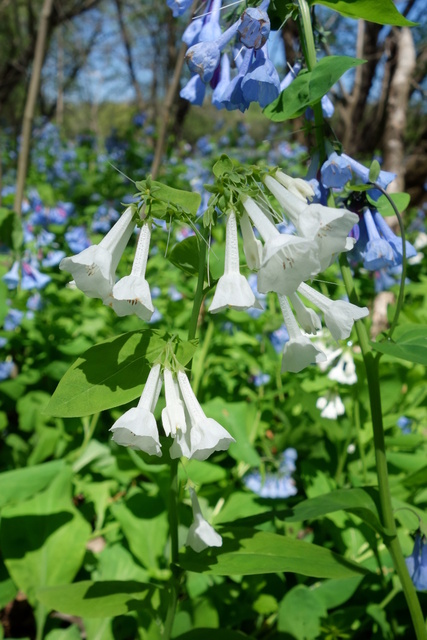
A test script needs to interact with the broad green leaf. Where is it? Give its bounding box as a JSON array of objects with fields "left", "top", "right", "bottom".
[
  {"left": 311, "top": 576, "right": 364, "bottom": 609},
  {"left": 278, "top": 585, "right": 327, "bottom": 639},
  {"left": 202, "top": 400, "right": 261, "bottom": 466},
  {"left": 169, "top": 236, "right": 200, "bottom": 276},
  {"left": 0, "top": 460, "right": 65, "bottom": 508},
  {"left": 371, "top": 325, "right": 427, "bottom": 365},
  {"left": 1, "top": 467, "right": 91, "bottom": 602},
  {"left": 37, "top": 580, "right": 158, "bottom": 618},
  {"left": 284, "top": 487, "right": 385, "bottom": 535},
  {"left": 310, "top": 0, "right": 416, "bottom": 26},
  {"left": 264, "top": 56, "right": 364, "bottom": 121},
  {"left": 180, "top": 459, "right": 228, "bottom": 486},
  {"left": 45, "top": 627, "right": 82, "bottom": 640},
  {"left": 367, "top": 192, "right": 411, "bottom": 216},
  {"left": 111, "top": 489, "right": 168, "bottom": 570},
  {"left": 180, "top": 528, "right": 368, "bottom": 578}
]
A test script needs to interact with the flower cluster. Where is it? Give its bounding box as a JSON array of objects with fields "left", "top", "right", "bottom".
[
  {"left": 244, "top": 448, "right": 298, "bottom": 499},
  {"left": 208, "top": 168, "right": 368, "bottom": 373},
  {"left": 319, "top": 151, "right": 417, "bottom": 273},
  {"left": 60, "top": 208, "right": 157, "bottom": 321},
  {"left": 110, "top": 364, "right": 235, "bottom": 461},
  {"left": 177, "top": 0, "right": 289, "bottom": 112}
]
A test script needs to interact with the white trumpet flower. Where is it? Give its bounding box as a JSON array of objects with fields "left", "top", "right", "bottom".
[
  {"left": 279, "top": 295, "right": 326, "bottom": 373},
  {"left": 110, "top": 363, "right": 162, "bottom": 456},
  {"left": 274, "top": 170, "right": 315, "bottom": 201},
  {"left": 161, "top": 368, "right": 187, "bottom": 437},
  {"left": 186, "top": 488, "right": 222, "bottom": 553},
  {"left": 264, "top": 175, "right": 358, "bottom": 271},
  {"left": 316, "top": 392, "right": 345, "bottom": 419},
  {"left": 239, "top": 210, "right": 262, "bottom": 270},
  {"left": 288, "top": 292, "right": 321, "bottom": 335},
  {"left": 60, "top": 207, "right": 135, "bottom": 299},
  {"left": 209, "top": 209, "right": 260, "bottom": 313},
  {"left": 170, "top": 370, "right": 235, "bottom": 460},
  {"left": 298, "top": 283, "right": 369, "bottom": 341},
  {"left": 109, "top": 222, "right": 154, "bottom": 320},
  {"left": 242, "top": 196, "right": 320, "bottom": 296}
]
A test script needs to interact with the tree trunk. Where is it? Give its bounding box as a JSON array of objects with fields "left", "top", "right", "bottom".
[{"left": 382, "top": 27, "right": 416, "bottom": 193}]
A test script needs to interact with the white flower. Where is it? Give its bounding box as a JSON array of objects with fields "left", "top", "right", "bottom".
[
  {"left": 273, "top": 170, "right": 315, "bottom": 201},
  {"left": 328, "top": 350, "right": 357, "bottom": 385},
  {"left": 316, "top": 392, "right": 345, "bottom": 419},
  {"left": 239, "top": 210, "right": 262, "bottom": 270},
  {"left": 110, "top": 363, "right": 162, "bottom": 456},
  {"left": 288, "top": 292, "right": 321, "bottom": 334},
  {"left": 242, "top": 196, "right": 320, "bottom": 296},
  {"left": 264, "top": 175, "right": 358, "bottom": 271},
  {"left": 161, "top": 368, "right": 187, "bottom": 437},
  {"left": 170, "top": 370, "right": 235, "bottom": 460},
  {"left": 108, "top": 222, "right": 154, "bottom": 320},
  {"left": 298, "top": 283, "right": 369, "bottom": 340},
  {"left": 279, "top": 295, "right": 326, "bottom": 373},
  {"left": 186, "top": 488, "right": 222, "bottom": 553},
  {"left": 209, "top": 209, "right": 261, "bottom": 313},
  {"left": 60, "top": 207, "right": 135, "bottom": 299}
]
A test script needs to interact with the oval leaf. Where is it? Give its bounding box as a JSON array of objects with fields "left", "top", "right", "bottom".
[
  {"left": 310, "top": 0, "right": 416, "bottom": 26},
  {"left": 371, "top": 325, "right": 427, "bottom": 365},
  {"left": 180, "top": 528, "right": 368, "bottom": 578}
]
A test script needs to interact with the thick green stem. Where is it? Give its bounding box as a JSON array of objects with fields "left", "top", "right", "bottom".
[{"left": 162, "top": 228, "right": 209, "bottom": 638}]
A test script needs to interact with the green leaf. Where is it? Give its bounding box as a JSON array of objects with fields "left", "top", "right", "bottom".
[
  {"left": 46, "top": 330, "right": 167, "bottom": 417},
  {"left": 144, "top": 181, "right": 201, "bottom": 218},
  {"left": 264, "top": 56, "right": 364, "bottom": 121},
  {"left": 45, "top": 627, "right": 82, "bottom": 640},
  {"left": 180, "top": 528, "right": 368, "bottom": 578},
  {"left": 368, "top": 160, "right": 381, "bottom": 184},
  {"left": 367, "top": 192, "right": 411, "bottom": 216},
  {"left": 284, "top": 487, "right": 386, "bottom": 535},
  {"left": 0, "top": 207, "right": 23, "bottom": 251},
  {"left": 371, "top": 325, "right": 427, "bottom": 365},
  {"left": 1, "top": 467, "right": 91, "bottom": 602},
  {"left": 311, "top": 576, "right": 364, "bottom": 609},
  {"left": 169, "top": 236, "right": 200, "bottom": 276},
  {"left": 0, "top": 460, "right": 65, "bottom": 508},
  {"left": 278, "top": 585, "right": 327, "bottom": 639},
  {"left": 309, "top": 0, "right": 416, "bottom": 26},
  {"left": 37, "top": 580, "right": 158, "bottom": 618}
]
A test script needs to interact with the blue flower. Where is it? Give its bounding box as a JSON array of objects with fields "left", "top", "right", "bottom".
[
  {"left": 212, "top": 54, "right": 231, "bottom": 109},
  {"left": 36, "top": 229, "right": 56, "bottom": 247},
  {"left": 244, "top": 448, "right": 298, "bottom": 499},
  {"left": 0, "top": 361, "right": 15, "bottom": 382},
  {"left": 406, "top": 535, "right": 427, "bottom": 591},
  {"left": 180, "top": 74, "right": 206, "bottom": 105},
  {"left": 252, "top": 373, "right": 270, "bottom": 387},
  {"left": 269, "top": 325, "right": 289, "bottom": 353},
  {"left": 397, "top": 416, "right": 412, "bottom": 434},
  {"left": 65, "top": 226, "right": 91, "bottom": 253},
  {"left": 167, "top": 0, "right": 193, "bottom": 17},
  {"left": 217, "top": 48, "right": 252, "bottom": 112},
  {"left": 27, "top": 292, "right": 44, "bottom": 311},
  {"left": 241, "top": 45, "right": 280, "bottom": 108},
  {"left": 321, "top": 152, "right": 353, "bottom": 189},
  {"left": 21, "top": 259, "right": 51, "bottom": 290},
  {"left": 185, "top": 20, "right": 239, "bottom": 83},
  {"left": 3, "top": 261, "right": 20, "bottom": 289},
  {"left": 42, "top": 250, "right": 67, "bottom": 268},
  {"left": 3, "top": 308, "right": 24, "bottom": 331},
  {"left": 238, "top": 1, "right": 270, "bottom": 50},
  {"left": 340, "top": 153, "right": 396, "bottom": 200}
]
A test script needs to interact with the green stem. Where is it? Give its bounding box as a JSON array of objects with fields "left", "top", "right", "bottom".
[
  {"left": 192, "top": 318, "right": 214, "bottom": 395},
  {"left": 162, "top": 227, "right": 209, "bottom": 639},
  {"left": 298, "top": 0, "right": 326, "bottom": 163},
  {"left": 298, "top": 4, "right": 425, "bottom": 635}
]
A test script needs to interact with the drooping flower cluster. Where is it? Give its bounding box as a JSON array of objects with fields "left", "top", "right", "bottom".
[
  {"left": 110, "top": 364, "right": 235, "bottom": 461},
  {"left": 206, "top": 167, "right": 369, "bottom": 373},
  {"left": 319, "top": 151, "right": 417, "bottom": 272},
  {"left": 60, "top": 208, "right": 157, "bottom": 322},
  {"left": 177, "top": 0, "right": 289, "bottom": 112},
  {"left": 186, "top": 487, "right": 222, "bottom": 552},
  {"left": 244, "top": 448, "right": 298, "bottom": 499}
]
